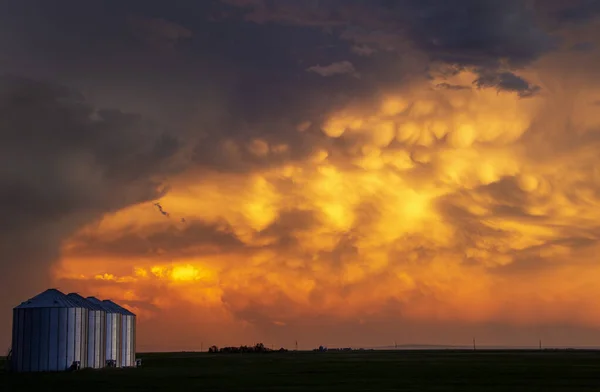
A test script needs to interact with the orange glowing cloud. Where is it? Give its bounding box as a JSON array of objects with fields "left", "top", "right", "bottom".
[{"left": 52, "top": 63, "right": 600, "bottom": 349}]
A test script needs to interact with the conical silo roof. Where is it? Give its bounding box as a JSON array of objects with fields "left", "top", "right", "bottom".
[
  {"left": 102, "top": 300, "right": 136, "bottom": 316},
  {"left": 86, "top": 296, "right": 117, "bottom": 312},
  {"left": 14, "top": 288, "right": 80, "bottom": 309},
  {"left": 67, "top": 293, "right": 103, "bottom": 310}
]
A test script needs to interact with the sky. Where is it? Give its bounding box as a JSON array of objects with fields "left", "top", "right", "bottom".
[{"left": 2, "top": 0, "right": 600, "bottom": 352}]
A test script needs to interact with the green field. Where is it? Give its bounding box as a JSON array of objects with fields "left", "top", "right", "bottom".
[{"left": 3, "top": 350, "right": 600, "bottom": 391}]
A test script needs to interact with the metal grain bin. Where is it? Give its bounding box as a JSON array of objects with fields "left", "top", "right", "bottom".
[
  {"left": 102, "top": 300, "right": 136, "bottom": 367},
  {"left": 87, "top": 296, "right": 121, "bottom": 367},
  {"left": 11, "top": 289, "right": 88, "bottom": 372},
  {"left": 67, "top": 293, "right": 106, "bottom": 369}
]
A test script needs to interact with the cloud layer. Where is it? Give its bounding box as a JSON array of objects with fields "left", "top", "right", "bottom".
[
  {"left": 0, "top": 75, "right": 183, "bottom": 344},
  {"left": 3, "top": 0, "right": 600, "bottom": 350}
]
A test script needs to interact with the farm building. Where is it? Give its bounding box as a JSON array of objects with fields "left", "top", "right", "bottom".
[
  {"left": 85, "top": 297, "right": 136, "bottom": 367},
  {"left": 10, "top": 289, "right": 136, "bottom": 372},
  {"left": 103, "top": 300, "right": 136, "bottom": 367},
  {"left": 66, "top": 293, "right": 106, "bottom": 369},
  {"left": 10, "top": 289, "right": 89, "bottom": 372},
  {"left": 86, "top": 296, "right": 121, "bottom": 366}
]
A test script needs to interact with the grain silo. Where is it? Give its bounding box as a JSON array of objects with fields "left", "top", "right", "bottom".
[
  {"left": 87, "top": 296, "right": 121, "bottom": 367},
  {"left": 103, "top": 300, "right": 136, "bottom": 367},
  {"left": 11, "top": 289, "right": 88, "bottom": 372},
  {"left": 67, "top": 293, "right": 106, "bottom": 369}
]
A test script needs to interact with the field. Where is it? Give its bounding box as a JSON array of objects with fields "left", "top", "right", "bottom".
[{"left": 3, "top": 350, "right": 600, "bottom": 391}]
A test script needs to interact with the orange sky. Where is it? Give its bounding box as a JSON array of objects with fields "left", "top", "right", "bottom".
[
  {"left": 4, "top": 1, "right": 600, "bottom": 352},
  {"left": 52, "top": 61, "right": 600, "bottom": 350}
]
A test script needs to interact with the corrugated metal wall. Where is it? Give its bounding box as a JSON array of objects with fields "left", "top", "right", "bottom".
[
  {"left": 132, "top": 315, "right": 137, "bottom": 367},
  {"left": 100, "top": 300, "right": 136, "bottom": 367},
  {"left": 121, "top": 315, "right": 131, "bottom": 367},
  {"left": 11, "top": 291, "right": 136, "bottom": 372},
  {"left": 87, "top": 310, "right": 106, "bottom": 368},
  {"left": 11, "top": 307, "right": 89, "bottom": 372},
  {"left": 105, "top": 312, "right": 122, "bottom": 365}
]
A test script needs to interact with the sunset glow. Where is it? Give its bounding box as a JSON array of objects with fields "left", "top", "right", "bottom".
[
  {"left": 3, "top": 0, "right": 600, "bottom": 352},
  {"left": 54, "top": 72, "right": 600, "bottom": 349}
]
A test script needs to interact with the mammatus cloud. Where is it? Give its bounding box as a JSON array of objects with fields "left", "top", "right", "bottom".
[
  {"left": 306, "top": 61, "right": 359, "bottom": 78},
  {"left": 5, "top": 0, "right": 600, "bottom": 351},
  {"left": 54, "top": 55, "right": 600, "bottom": 348}
]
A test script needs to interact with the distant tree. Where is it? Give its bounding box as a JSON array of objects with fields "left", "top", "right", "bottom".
[{"left": 208, "top": 343, "right": 281, "bottom": 354}]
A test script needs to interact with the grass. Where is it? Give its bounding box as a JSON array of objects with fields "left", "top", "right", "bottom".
[{"left": 3, "top": 350, "right": 600, "bottom": 391}]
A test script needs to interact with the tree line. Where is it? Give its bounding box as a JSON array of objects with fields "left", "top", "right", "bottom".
[{"left": 208, "top": 343, "right": 288, "bottom": 353}]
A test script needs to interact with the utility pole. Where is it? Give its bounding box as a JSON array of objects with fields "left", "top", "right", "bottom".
[
  {"left": 394, "top": 341, "right": 398, "bottom": 350},
  {"left": 539, "top": 339, "right": 542, "bottom": 351},
  {"left": 473, "top": 338, "right": 476, "bottom": 351},
  {"left": 295, "top": 340, "right": 298, "bottom": 351}
]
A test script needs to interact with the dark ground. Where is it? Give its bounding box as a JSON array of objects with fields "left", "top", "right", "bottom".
[{"left": 3, "top": 350, "right": 600, "bottom": 391}]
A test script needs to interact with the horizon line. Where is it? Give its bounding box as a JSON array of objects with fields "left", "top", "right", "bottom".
[{"left": 135, "top": 344, "right": 600, "bottom": 353}]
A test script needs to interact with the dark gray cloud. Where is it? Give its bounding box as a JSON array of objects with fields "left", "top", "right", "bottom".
[
  {"left": 2, "top": 0, "right": 561, "bottom": 182},
  {"left": 67, "top": 208, "right": 321, "bottom": 259},
  {"left": 306, "top": 61, "right": 359, "bottom": 77},
  {"left": 474, "top": 71, "right": 541, "bottom": 97},
  {"left": 222, "top": 0, "right": 557, "bottom": 94},
  {"left": 570, "top": 42, "right": 596, "bottom": 52},
  {"left": 67, "top": 220, "right": 246, "bottom": 258},
  {"left": 435, "top": 82, "right": 472, "bottom": 91},
  {"left": 1, "top": 0, "right": 600, "bottom": 349},
  {"left": 551, "top": 0, "right": 600, "bottom": 24},
  {"left": 351, "top": 44, "right": 377, "bottom": 56},
  {"left": 0, "top": 0, "right": 371, "bottom": 176},
  {"left": 392, "top": 0, "right": 555, "bottom": 67},
  {"left": 128, "top": 15, "right": 193, "bottom": 50},
  {"left": 0, "top": 75, "right": 182, "bottom": 332}
]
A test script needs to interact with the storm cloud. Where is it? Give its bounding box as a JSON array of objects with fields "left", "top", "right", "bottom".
[
  {"left": 222, "top": 0, "right": 558, "bottom": 94},
  {"left": 3, "top": 0, "right": 600, "bottom": 351},
  {"left": 0, "top": 75, "right": 182, "bottom": 335}
]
